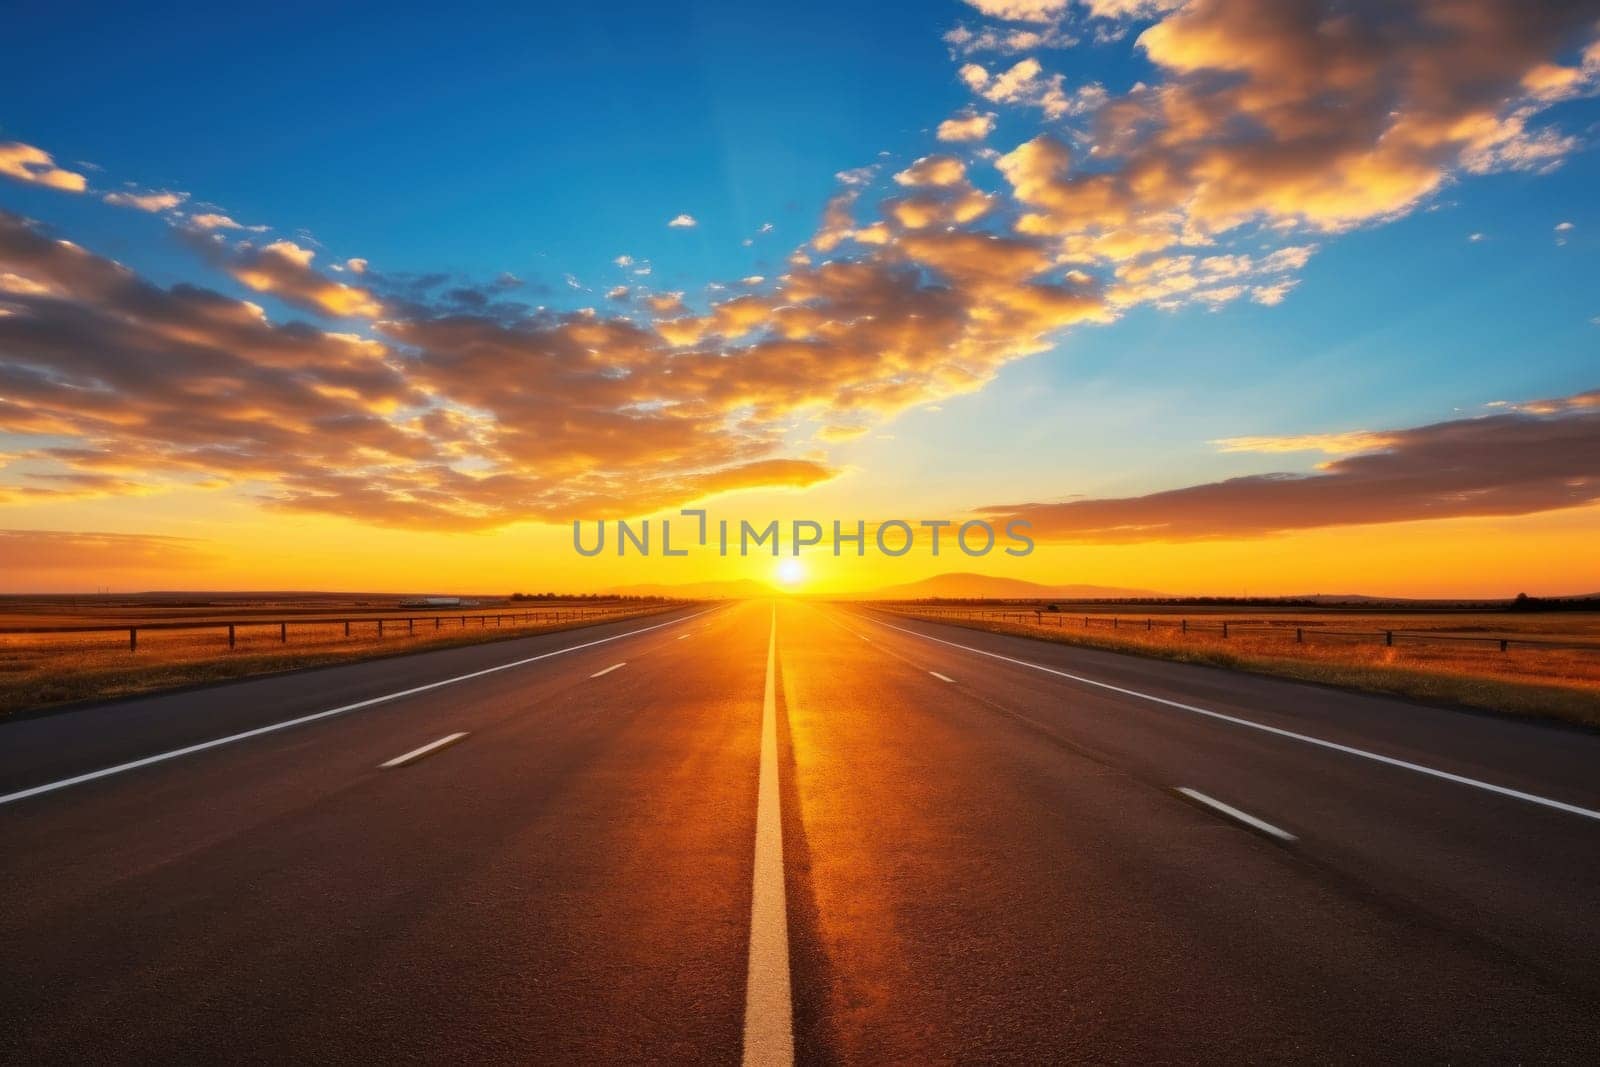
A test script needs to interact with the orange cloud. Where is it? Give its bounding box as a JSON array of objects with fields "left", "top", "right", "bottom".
[
  {"left": 0, "top": 142, "right": 87, "bottom": 193},
  {"left": 184, "top": 232, "right": 384, "bottom": 319},
  {"left": 104, "top": 189, "right": 187, "bottom": 212},
  {"left": 187, "top": 212, "right": 268, "bottom": 233},
  {"left": 982, "top": 390, "right": 1600, "bottom": 541},
  {"left": 936, "top": 110, "right": 996, "bottom": 142},
  {"left": 985, "top": 0, "right": 1599, "bottom": 312}
]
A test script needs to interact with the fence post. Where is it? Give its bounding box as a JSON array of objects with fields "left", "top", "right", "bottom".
[
  {"left": 378, "top": 619, "right": 384, "bottom": 637},
  {"left": 229, "top": 624, "right": 235, "bottom": 649},
  {"left": 1500, "top": 638, "right": 1508, "bottom": 652},
  {"left": 1146, "top": 618, "right": 1152, "bottom": 631},
  {"left": 344, "top": 620, "right": 351, "bottom": 637},
  {"left": 1385, "top": 630, "right": 1393, "bottom": 647},
  {"left": 280, "top": 622, "right": 287, "bottom": 643},
  {"left": 129, "top": 627, "right": 137, "bottom": 652},
  {"left": 1182, "top": 618, "right": 1187, "bottom": 634},
  {"left": 435, "top": 616, "right": 440, "bottom": 630},
  {"left": 1222, "top": 622, "right": 1229, "bottom": 639},
  {"left": 1113, "top": 617, "right": 1118, "bottom": 630},
  {"left": 1296, "top": 627, "right": 1302, "bottom": 644}
]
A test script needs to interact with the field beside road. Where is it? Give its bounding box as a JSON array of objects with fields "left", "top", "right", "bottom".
[
  {"left": 0, "top": 595, "right": 685, "bottom": 718},
  {"left": 870, "top": 602, "right": 1600, "bottom": 727}
]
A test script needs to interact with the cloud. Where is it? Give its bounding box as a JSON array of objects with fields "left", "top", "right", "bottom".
[
  {"left": 187, "top": 212, "right": 268, "bottom": 233},
  {"left": 981, "top": 389, "right": 1600, "bottom": 541},
  {"left": 4, "top": 0, "right": 1596, "bottom": 533},
  {"left": 668, "top": 214, "right": 697, "bottom": 228},
  {"left": 1, "top": 210, "right": 858, "bottom": 528},
  {"left": 103, "top": 189, "right": 187, "bottom": 212},
  {"left": 962, "top": 0, "right": 1069, "bottom": 22},
  {"left": 960, "top": 59, "right": 1102, "bottom": 119},
  {"left": 0, "top": 142, "right": 87, "bottom": 193},
  {"left": 937, "top": 109, "right": 998, "bottom": 142},
  {"left": 0, "top": 209, "right": 430, "bottom": 514},
  {"left": 944, "top": 22, "right": 1076, "bottom": 56},
  {"left": 894, "top": 155, "right": 970, "bottom": 187},
  {"left": 1211, "top": 431, "right": 1397, "bottom": 455},
  {"left": 679, "top": 458, "right": 836, "bottom": 497},
  {"left": 975, "top": 0, "right": 1599, "bottom": 311},
  {"left": 1081, "top": 0, "right": 1184, "bottom": 18},
  {"left": 181, "top": 231, "right": 383, "bottom": 318},
  {"left": 646, "top": 291, "right": 688, "bottom": 315}
]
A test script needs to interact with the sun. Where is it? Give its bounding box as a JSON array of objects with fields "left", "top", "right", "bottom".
[{"left": 776, "top": 558, "right": 806, "bottom": 586}]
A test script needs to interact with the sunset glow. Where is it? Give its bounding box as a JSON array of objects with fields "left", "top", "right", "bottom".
[
  {"left": 5, "top": 6, "right": 1600, "bottom": 1062},
  {"left": 776, "top": 558, "right": 807, "bottom": 587}
]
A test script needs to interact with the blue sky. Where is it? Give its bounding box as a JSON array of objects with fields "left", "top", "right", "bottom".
[{"left": 1, "top": 1, "right": 970, "bottom": 290}]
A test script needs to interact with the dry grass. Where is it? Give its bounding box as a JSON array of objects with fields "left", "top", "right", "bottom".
[
  {"left": 0, "top": 603, "right": 682, "bottom": 719},
  {"left": 876, "top": 606, "right": 1600, "bottom": 728}
]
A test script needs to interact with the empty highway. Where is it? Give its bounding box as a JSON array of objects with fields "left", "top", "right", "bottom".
[{"left": 2, "top": 599, "right": 1598, "bottom": 1063}]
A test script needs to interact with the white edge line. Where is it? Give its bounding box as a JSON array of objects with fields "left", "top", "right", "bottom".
[
  {"left": 1178, "top": 787, "right": 1296, "bottom": 842},
  {"left": 381, "top": 732, "right": 469, "bottom": 769},
  {"left": 868, "top": 615, "right": 1600, "bottom": 823},
  {"left": 929, "top": 671, "right": 955, "bottom": 683},
  {"left": 589, "top": 662, "right": 627, "bottom": 678},
  {"left": 0, "top": 609, "right": 711, "bottom": 807}
]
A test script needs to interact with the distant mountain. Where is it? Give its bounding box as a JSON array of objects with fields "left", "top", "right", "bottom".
[
  {"left": 603, "top": 578, "right": 779, "bottom": 599},
  {"left": 848, "top": 572, "right": 1163, "bottom": 601}
]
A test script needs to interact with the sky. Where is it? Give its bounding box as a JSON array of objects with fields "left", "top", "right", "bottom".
[{"left": 2, "top": 0, "right": 1599, "bottom": 597}]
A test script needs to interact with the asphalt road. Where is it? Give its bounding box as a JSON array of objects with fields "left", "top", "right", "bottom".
[{"left": 2, "top": 599, "right": 1597, "bottom": 1064}]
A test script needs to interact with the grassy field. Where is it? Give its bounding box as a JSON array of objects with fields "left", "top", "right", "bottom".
[
  {"left": 0, "top": 596, "right": 684, "bottom": 718},
  {"left": 873, "top": 603, "right": 1600, "bottom": 728}
]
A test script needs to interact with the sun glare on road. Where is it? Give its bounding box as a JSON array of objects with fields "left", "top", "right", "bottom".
[{"left": 776, "top": 558, "right": 806, "bottom": 586}]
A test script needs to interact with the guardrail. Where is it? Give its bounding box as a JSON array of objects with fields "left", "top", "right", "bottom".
[
  {"left": 883, "top": 607, "right": 1600, "bottom": 654},
  {"left": 0, "top": 604, "right": 660, "bottom": 653}
]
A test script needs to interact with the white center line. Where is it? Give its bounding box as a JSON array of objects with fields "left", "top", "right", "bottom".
[
  {"left": 0, "top": 609, "right": 710, "bottom": 807},
  {"left": 678, "top": 634, "right": 692, "bottom": 640},
  {"left": 589, "top": 662, "right": 627, "bottom": 678},
  {"left": 929, "top": 671, "right": 955, "bottom": 683},
  {"left": 1177, "top": 787, "right": 1296, "bottom": 842},
  {"left": 381, "top": 732, "right": 469, "bottom": 769},
  {"left": 742, "top": 604, "right": 794, "bottom": 1067},
  {"left": 870, "top": 616, "right": 1600, "bottom": 823}
]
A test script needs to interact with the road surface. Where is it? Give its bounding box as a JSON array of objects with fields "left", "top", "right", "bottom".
[{"left": 2, "top": 599, "right": 1597, "bottom": 1063}]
